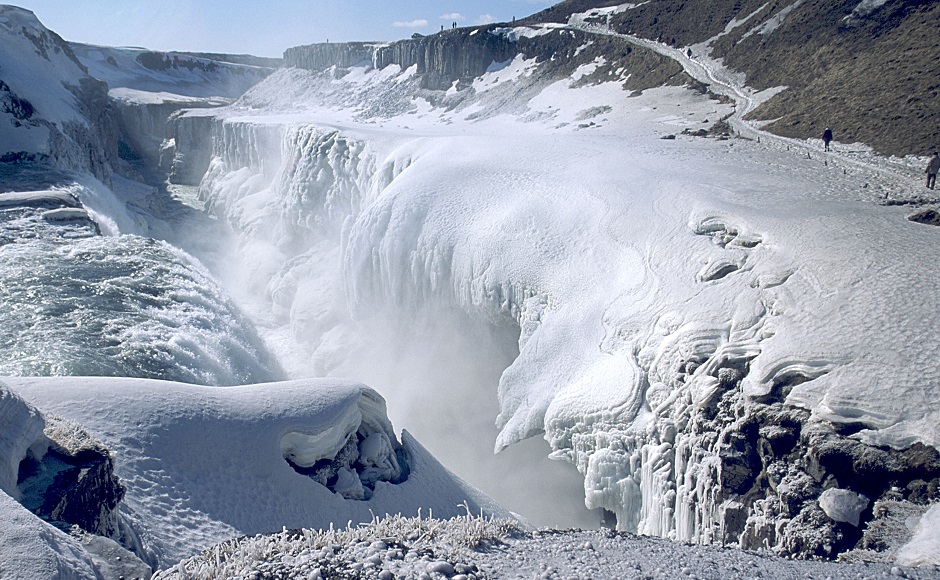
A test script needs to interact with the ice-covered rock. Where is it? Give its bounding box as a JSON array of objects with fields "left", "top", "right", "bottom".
[
  {"left": 0, "top": 6, "right": 117, "bottom": 181},
  {"left": 0, "top": 385, "right": 48, "bottom": 501},
  {"left": 71, "top": 43, "right": 278, "bottom": 100},
  {"left": 17, "top": 415, "right": 128, "bottom": 539},
  {"left": 8, "top": 377, "right": 512, "bottom": 568},
  {"left": 0, "top": 382, "right": 150, "bottom": 578},
  {"left": 109, "top": 87, "right": 230, "bottom": 178},
  {"left": 194, "top": 53, "right": 940, "bottom": 557},
  {"left": 0, "top": 491, "right": 105, "bottom": 580},
  {"left": 818, "top": 488, "right": 869, "bottom": 527}
]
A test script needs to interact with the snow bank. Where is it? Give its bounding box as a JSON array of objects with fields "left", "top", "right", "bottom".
[
  {"left": 0, "top": 386, "right": 48, "bottom": 501},
  {"left": 0, "top": 491, "right": 103, "bottom": 580},
  {"left": 896, "top": 503, "right": 940, "bottom": 567},
  {"left": 7, "top": 377, "right": 510, "bottom": 568}
]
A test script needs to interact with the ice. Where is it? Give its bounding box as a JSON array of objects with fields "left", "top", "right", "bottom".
[
  {"left": 0, "top": 491, "right": 103, "bottom": 580},
  {"left": 740, "top": 0, "right": 806, "bottom": 40},
  {"left": 190, "top": 26, "right": 940, "bottom": 540},
  {"left": 0, "top": 386, "right": 47, "bottom": 500}
]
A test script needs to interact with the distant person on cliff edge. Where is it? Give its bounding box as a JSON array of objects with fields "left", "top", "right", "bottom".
[
  {"left": 927, "top": 152, "right": 940, "bottom": 189},
  {"left": 822, "top": 127, "right": 833, "bottom": 151}
]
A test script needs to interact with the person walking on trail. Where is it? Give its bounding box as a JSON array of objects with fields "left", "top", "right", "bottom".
[
  {"left": 822, "top": 127, "right": 833, "bottom": 152},
  {"left": 927, "top": 152, "right": 940, "bottom": 189}
]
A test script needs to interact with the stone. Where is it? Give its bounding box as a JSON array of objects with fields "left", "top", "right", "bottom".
[{"left": 818, "top": 488, "right": 869, "bottom": 527}]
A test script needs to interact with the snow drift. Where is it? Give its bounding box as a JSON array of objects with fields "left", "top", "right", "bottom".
[{"left": 6, "top": 377, "right": 511, "bottom": 569}]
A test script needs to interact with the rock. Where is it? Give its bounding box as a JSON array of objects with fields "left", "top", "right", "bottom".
[
  {"left": 18, "top": 415, "right": 126, "bottom": 538},
  {"left": 908, "top": 209, "right": 940, "bottom": 226},
  {"left": 427, "top": 561, "right": 455, "bottom": 576},
  {"left": 818, "top": 488, "right": 869, "bottom": 527}
]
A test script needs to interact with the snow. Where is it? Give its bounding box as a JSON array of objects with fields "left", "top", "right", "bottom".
[
  {"left": 0, "top": 6, "right": 90, "bottom": 159},
  {"left": 5, "top": 377, "right": 511, "bottom": 568},
  {"left": 3, "top": 3, "right": 940, "bottom": 576},
  {"left": 847, "top": 0, "right": 892, "bottom": 19},
  {"left": 193, "top": 14, "right": 940, "bottom": 544},
  {"left": 108, "top": 87, "right": 230, "bottom": 107},
  {"left": 740, "top": 0, "right": 806, "bottom": 40},
  {"left": 0, "top": 387, "right": 47, "bottom": 501},
  {"left": 71, "top": 43, "right": 272, "bottom": 99},
  {"left": 897, "top": 503, "right": 940, "bottom": 567},
  {"left": 0, "top": 491, "right": 104, "bottom": 580},
  {"left": 156, "top": 512, "right": 939, "bottom": 580}
]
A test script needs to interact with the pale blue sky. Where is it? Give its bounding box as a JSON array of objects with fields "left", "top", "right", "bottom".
[{"left": 9, "top": 1, "right": 554, "bottom": 58}]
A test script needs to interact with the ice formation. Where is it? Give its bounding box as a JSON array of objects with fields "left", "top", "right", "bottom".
[
  {"left": 184, "top": 7, "right": 940, "bottom": 555},
  {"left": 1, "top": 1, "right": 938, "bottom": 573}
]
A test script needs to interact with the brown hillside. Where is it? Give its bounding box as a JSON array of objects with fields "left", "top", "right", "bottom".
[{"left": 525, "top": 0, "right": 940, "bottom": 156}]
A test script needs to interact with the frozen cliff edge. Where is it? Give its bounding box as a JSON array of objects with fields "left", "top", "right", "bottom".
[
  {"left": 0, "top": 6, "right": 117, "bottom": 182},
  {"left": 6, "top": 377, "right": 512, "bottom": 569},
  {"left": 193, "top": 80, "right": 940, "bottom": 559}
]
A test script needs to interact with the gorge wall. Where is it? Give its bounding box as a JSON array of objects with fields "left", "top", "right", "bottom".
[{"left": 284, "top": 24, "right": 690, "bottom": 93}]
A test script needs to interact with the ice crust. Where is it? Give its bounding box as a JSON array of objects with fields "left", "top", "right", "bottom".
[
  {"left": 897, "top": 503, "right": 940, "bottom": 566},
  {"left": 192, "top": 37, "right": 940, "bottom": 545}
]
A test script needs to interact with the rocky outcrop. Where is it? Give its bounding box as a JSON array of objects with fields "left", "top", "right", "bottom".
[
  {"left": 109, "top": 90, "right": 229, "bottom": 181},
  {"left": 285, "top": 25, "right": 689, "bottom": 95},
  {"left": 0, "top": 6, "right": 118, "bottom": 184},
  {"left": 165, "top": 110, "right": 218, "bottom": 185},
  {"left": 17, "top": 415, "right": 126, "bottom": 538},
  {"left": 284, "top": 42, "right": 381, "bottom": 72},
  {"left": 0, "top": 384, "right": 151, "bottom": 578},
  {"left": 287, "top": 29, "right": 518, "bottom": 90}
]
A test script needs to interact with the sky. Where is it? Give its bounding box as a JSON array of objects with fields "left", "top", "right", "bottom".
[{"left": 9, "top": 0, "right": 555, "bottom": 58}]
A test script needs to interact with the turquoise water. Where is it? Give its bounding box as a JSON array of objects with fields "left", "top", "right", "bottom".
[{"left": 0, "top": 203, "right": 281, "bottom": 385}]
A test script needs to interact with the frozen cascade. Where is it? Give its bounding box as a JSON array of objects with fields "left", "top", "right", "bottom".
[
  {"left": 193, "top": 33, "right": 940, "bottom": 547},
  {"left": 196, "top": 107, "right": 940, "bottom": 553},
  {"left": 199, "top": 119, "right": 599, "bottom": 527}
]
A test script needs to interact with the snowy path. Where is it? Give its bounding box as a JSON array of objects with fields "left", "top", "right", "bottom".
[{"left": 564, "top": 20, "right": 936, "bottom": 203}]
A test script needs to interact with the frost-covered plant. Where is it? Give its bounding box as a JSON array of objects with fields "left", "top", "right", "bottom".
[{"left": 154, "top": 506, "right": 523, "bottom": 579}]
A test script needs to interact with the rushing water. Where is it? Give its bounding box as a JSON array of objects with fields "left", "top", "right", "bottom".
[{"left": 0, "top": 196, "right": 281, "bottom": 385}]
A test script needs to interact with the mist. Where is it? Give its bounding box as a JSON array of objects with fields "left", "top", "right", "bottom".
[{"left": 322, "top": 304, "right": 601, "bottom": 529}]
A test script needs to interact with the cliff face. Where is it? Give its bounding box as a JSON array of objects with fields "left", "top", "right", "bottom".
[
  {"left": 284, "top": 42, "right": 381, "bottom": 72},
  {"left": 286, "top": 30, "right": 519, "bottom": 91},
  {"left": 0, "top": 6, "right": 118, "bottom": 184},
  {"left": 284, "top": 24, "right": 689, "bottom": 94}
]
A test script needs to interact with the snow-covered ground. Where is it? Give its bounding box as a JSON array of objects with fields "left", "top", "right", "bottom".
[
  {"left": 71, "top": 42, "right": 273, "bottom": 100},
  {"left": 2, "top": 377, "right": 510, "bottom": 574},
  {"left": 157, "top": 513, "right": 940, "bottom": 579},
  {"left": 182, "top": 4, "right": 940, "bottom": 564},
  {"left": 1, "top": 2, "right": 939, "bottom": 577}
]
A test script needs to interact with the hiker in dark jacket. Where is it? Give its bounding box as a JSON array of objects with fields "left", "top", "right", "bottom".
[
  {"left": 927, "top": 152, "right": 940, "bottom": 189},
  {"left": 822, "top": 128, "right": 833, "bottom": 151}
]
